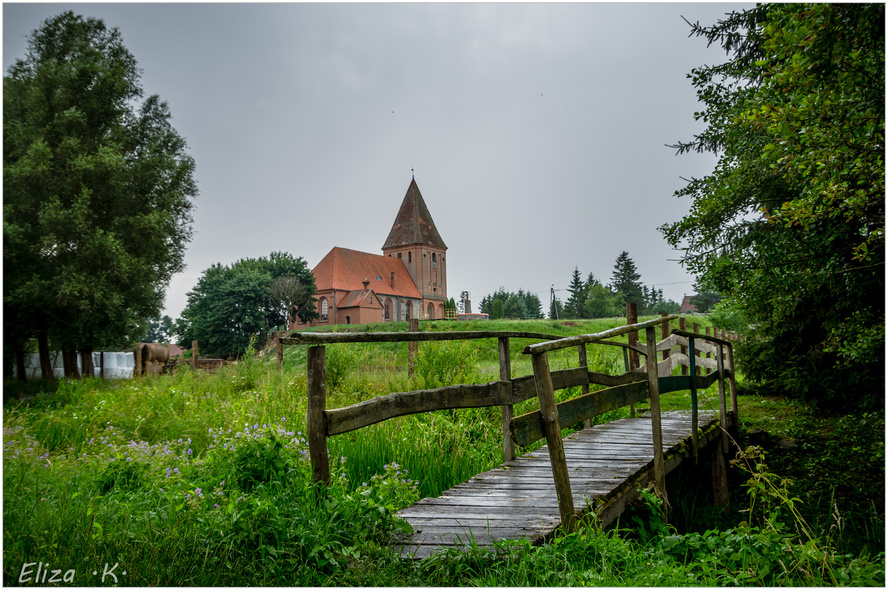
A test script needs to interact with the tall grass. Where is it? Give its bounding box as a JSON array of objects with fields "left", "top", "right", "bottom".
[{"left": 4, "top": 317, "right": 882, "bottom": 585}]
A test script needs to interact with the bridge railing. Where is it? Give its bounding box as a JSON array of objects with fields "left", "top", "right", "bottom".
[
  {"left": 520, "top": 313, "right": 737, "bottom": 530},
  {"left": 281, "top": 315, "right": 737, "bottom": 527},
  {"left": 281, "top": 326, "right": 579, "bottom": 485}
]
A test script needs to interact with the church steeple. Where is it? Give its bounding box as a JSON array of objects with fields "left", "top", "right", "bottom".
[
  {"left": 382, "top": 177, "right": 447, "bottom": 251},
  {"left": 382, "top": 177, "right": 448, "bottom": 314}
]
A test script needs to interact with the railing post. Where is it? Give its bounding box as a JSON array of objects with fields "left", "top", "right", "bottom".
[
  {"left": 277, "top": 337, "right": 284, "bottom": 372},
  {"left": 499, "top": 336, "right": 515, "bottom": 462},
  {"left": 531, "top": 351, "right": 577, "bottom": 532},
  {"left": 660, "top": 312, "right": 671, "bottom": 365},
  {"left": 307, "top": 345, "right": 330, "bottom": 485},
  {"left": 627, "top": 303, "right": 638, "bottom": 418},
  {"left": 577, "top": 344, "right": 591, "bottom": 428},
  {"left": 679, "top": 317, "right": 688, "bottom": 376},
  {"left": 408, "top": 318, "right": 419, "bottom": 378},
  {"left": 644, "top": 326, "right": 666, "bottom": 495},
  {"left": 692, "top": 322, "right": 701, "bottom": 376},
  {"left": 192, "top": 340, "right": 199, "bottom": 370},
  {"left": 705, "top": 327, "right": 713, "bottom": 374},
  {"left": 726, "top": 343, "right": 739, "bottom": 428},
  {"left": 716, "top": 342, "right": 728, "bottom": 454},
  {"left": 688, "top": 336, "right": 699, "bottom": 462}
]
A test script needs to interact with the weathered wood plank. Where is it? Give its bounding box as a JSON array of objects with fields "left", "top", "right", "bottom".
[
  {"left": 393, "top": 412, "right": 723, "bottom": 558},
  {"left": 530, "top": 351, "right": 576, "bottom": 531},
  {"left": 523, "top": 315, "right": 678, "bottom": 355},
  {"left": 325, "top": 380, "right": 514, "bottom": 436},
  {"left": 306, "top": 346, "right": 330, "bottom": 485},
  {"left": 282, "top": 330, "right": 566, "bottom": 346}
]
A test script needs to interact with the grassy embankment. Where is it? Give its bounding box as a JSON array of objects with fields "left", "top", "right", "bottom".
[{"left": 3, "top": 317, "right": 884, "bottom": 585}]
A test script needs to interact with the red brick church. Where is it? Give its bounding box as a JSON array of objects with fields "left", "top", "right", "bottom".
[{"left": 292, "top": 177, "right": 448, "bottom": 328}]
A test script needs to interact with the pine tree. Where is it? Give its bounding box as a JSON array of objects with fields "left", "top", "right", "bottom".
[{"left": 610, "top": 252, "right": 644, "bottom": 308}]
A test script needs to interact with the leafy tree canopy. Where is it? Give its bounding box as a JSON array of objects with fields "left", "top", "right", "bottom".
[
  {"left": 662, "top": 4, "right": 884, "bottom": 410},
  {"left": 4, "top": 11, "right": 197, "bottom": 376},
  {"left": 176, "top": 252, "right": 316, "bottom": 358}
]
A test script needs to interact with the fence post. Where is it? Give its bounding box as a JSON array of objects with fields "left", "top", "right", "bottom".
[
  {"left": 692, "top": 322, "right": 701, "bottom": 376},
  {"left": 644, "top": 326, "right": 666, "bottom": 495},
  {"left": 626, "top": 303, "right": 638, "bottom": 418},
  {"left": 577, "top": 344, "right": 591, "bottom": 428},
  {"left": 408, "top": 318, "right": 419, "bottom": 378},
  {"left": 192, "top": 340, "right": 199, "bottom": 370},
  {"left": 499, "top": 336, "right": 515, "bottom": 462},
  {"left": 531, "top": 351, "right": 577, "bottom": 532},
  {"left": 716, "top": 343, "right": 729, "bottom": 454},
  {"left": 689, "top": 336, "right": 699, "bottom": 462},
  {"left": 277, "top": 337, "right": 284, "bottom": 372},
  {"left": 307, "top": 345, "right": 330, "bottom": 485},
  {"left": 660, "top": 312, "right": 671, "bottom": 365},
  {"left": 705, "top": 327, "right": 713, "bottom": 374},
  {"left": 100, "top": 351, "right": 105, "bottom": 380},
  {"left": 679, "top": 317, "right": 688, "bottom": 376}
]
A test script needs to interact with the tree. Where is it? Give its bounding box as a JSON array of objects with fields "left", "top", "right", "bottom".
[
  {"left": 610, "top": 252, "right": 644, "bottom": 308},
  {"left": 480, "top": 287, "right": 543, "bottom": 320},
  {"left": 177, "top": 252, "right": 316, "bottom": 358},
  {"left": 4, "top": 12, "right": 197, "bottom": 376},
  {"left": 269, "top": 276, "right": 313, "bottom": 328},
  {"left": 584, "top": 277, "right": 621, "bottom": 319},
  {"left": 564, "top": 268, "right": 587, "bottom": 319},
  {"left": 661, "top": 4, "right": 884, "bottom": 410}
]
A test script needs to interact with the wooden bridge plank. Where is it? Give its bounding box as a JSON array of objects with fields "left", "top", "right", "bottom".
[{"left": 393, "top": 412, "right": 719, "bottom": 557}]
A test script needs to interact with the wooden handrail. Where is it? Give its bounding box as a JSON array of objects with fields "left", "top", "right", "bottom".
[
  {"left": 282, "top": 330, "right": 567, "bottom": 345},
  {"left": 521, "top": 315, "right": 679, "bottom": 355}
]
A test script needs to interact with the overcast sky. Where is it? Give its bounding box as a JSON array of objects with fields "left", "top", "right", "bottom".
[{"left": 4, "top": 2, "right": 752, "bottom": 319}]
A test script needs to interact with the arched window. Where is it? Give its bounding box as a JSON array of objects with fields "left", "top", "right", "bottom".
[
  {"left": 427, "top": 303, "right": 434, "bottom": 319},
  {"left": 432, "top": 252, "right": 437, "bottom": 268},
  {"left": 384, "top": 299, "right": 392, "bottom": 320},
  {"left": 320, "top": 298, "right": 328, "bottom": 321},
  {"left": 405, "top": 301, "right": 412, "bottom": 320},
  {"left": 408, "top": 251, "right": 412, "bottom": 264}
]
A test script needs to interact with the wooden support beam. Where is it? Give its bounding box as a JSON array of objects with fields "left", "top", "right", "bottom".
[
  {"left": 531, "top": 351, "right": 577, "bottom": 532},
  {"left": 307, "top": 345, "right": 330, "bottom": 485},
  {"left": 578, "top": 344, "right": 591, "bottom": 428},
  {"left": 644, "top": 326, "right": 666, "bottom": 493},
  {"left": 717, "top": 343, "right": 729, "bottom": 454},
  {"left": 499, "top": 337, "right": 515, "bottom": 462}
]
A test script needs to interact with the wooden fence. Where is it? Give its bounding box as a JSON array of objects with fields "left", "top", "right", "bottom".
[{"left": 281, "top": 314, "right": 737, "bottom": 530}]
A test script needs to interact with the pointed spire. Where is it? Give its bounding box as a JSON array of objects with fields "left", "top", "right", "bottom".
[{"left": 382, "top": 177, "right": 447, "bottom": 250}]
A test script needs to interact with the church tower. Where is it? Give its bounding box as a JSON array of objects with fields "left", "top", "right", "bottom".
[{"left": 382, "top": 177, "right": 448, "bottom": 319}]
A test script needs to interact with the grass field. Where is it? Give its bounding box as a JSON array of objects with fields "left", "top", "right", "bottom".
[{"left": 3, "top": 317, "right": 884, "bottom": 585}]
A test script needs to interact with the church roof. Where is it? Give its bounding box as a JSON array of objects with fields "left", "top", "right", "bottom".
[
  {"left": 382, "top": 177, "right": 447, "bottom": 250},
  {"left": 312, "top": 247, "right": 422, "bottom": 300}
]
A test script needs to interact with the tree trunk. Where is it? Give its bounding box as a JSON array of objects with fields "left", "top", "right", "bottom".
[
  {"left": 80, "top": 347, "right": 94, "bottom": 379},
  {"left": 37, "top": 331, "right": 53, "bottom": 380},
  {"left": 62, "top": 345, "right": 81, "bottom": 379},
  {"left": 14, "top": 342, "right": 27, "bottom": 381}
]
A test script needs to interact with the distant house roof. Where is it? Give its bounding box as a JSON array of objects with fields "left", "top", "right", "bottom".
[
  {"left": 313, "top": 247, "right": 422, "bottom": 300},
  {"left": 382, "top": 177, "right": 447, "bottom": 250},
  {"left": 680, "top": 296, "right": 699, "bottom": 314}
]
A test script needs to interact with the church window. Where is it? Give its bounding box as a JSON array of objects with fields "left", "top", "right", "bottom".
[
  {"left": 405, "top": 301, "right": 412, "bottom": 320},
  {"left": 432, "top": 253, "right": 437, "bottom": 268},
  {"left": 320, "top": 298, "right": 328, "bottom": 321},
  {"left": 408, "top": 252, "right": 412, "bottom": 264},
  {"left": 384, "top": 299, "right": 392, "bottom": 320},
  {"left": 397, "top": 253, "right": 401, "bottom": 259},
  {"left": 427, "top": 303, "right": 433, "bottom": 319}
]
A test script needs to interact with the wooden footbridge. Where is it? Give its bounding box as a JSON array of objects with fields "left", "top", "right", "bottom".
[{"left": 282, "top": 314, "right": 739, "bottom": 558}]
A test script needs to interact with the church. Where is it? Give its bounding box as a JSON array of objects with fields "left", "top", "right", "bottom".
[{"left": 292, "top": 177, "right": 448, "bottom": 328}]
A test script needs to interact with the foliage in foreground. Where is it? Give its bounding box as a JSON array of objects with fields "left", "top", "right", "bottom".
[
  {"left": 662, "top": 3, "right": 885, "bottom": 411},
  {"left": 3, "top": 319, "right": 884, "bottom": 585}
]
